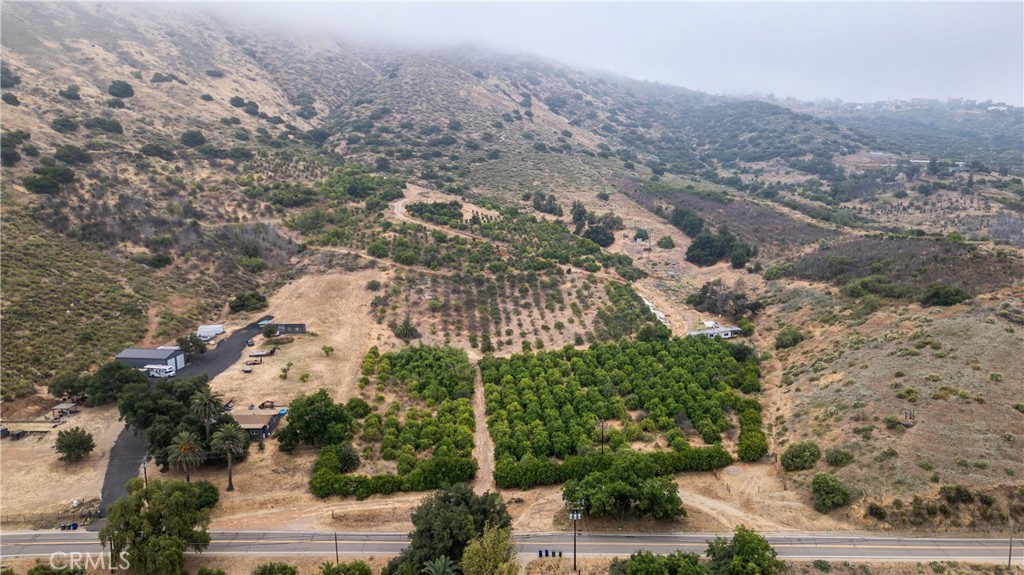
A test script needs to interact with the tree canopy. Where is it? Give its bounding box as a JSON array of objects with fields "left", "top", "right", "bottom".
[
  {"left": 99, "top": 478, "right": 214, "bottom": 575},
  {"left": 385, "top": 485, "right": 511, "bottom": 575}
]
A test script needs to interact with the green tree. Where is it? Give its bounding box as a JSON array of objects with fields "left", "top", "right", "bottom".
[
  {"left": 386, "top": 485, "right": 511, "bottom": 575},
  {"left": 461, "top": 526, "right": 518, "bottom": 575},
  {"left": 211, "top": 422, "right": 248, "bottom": 491},
  {"left": 810, "top": 473, "right": 851, "bottom": 513},
  {"left": 421, "top": 556, "right": 459, "bottom": 575},
  {"left": 99, "top": 478, "right": 212, "bottom": 575},
  {"left": 252, "top": 564, "right": 298, "bottom": 575},
  {"left": 191, "top": 387, "right": 225, "bottom": 441},
  {"left": 167, "top": 430, "right": 205, "bottom": 482},
  {"left": 322, "top": 345, "right": 335, "bottom": 357},
  {"left": 177, "top": 334, "right": 208, "bottom": 363},
  {"left": 279, "top": 389, "right": 351, "bottom": 446},
  {"left": 656, "top": 236, "right": 675, "bottom": 249},
  {"left": 780, "top": 441, "right": 821, "bottom": 471},
  {"left": 609, "top": 551, "right": 708, "bottom": 575},
  {"left": 705, "top": 525, "right": 785, "bottom": 575},
  {"left": 54, "top": 426, "right": 95, "bottom": 462}
]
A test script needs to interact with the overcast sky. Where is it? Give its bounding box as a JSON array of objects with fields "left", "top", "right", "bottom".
[{"left": 213, "top": 2, "right": 1024, "bottom": 106}]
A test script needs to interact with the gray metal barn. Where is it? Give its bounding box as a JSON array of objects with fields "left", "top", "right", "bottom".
[{"left": 115, "top": 347, "right": 186, "bottom": 370}]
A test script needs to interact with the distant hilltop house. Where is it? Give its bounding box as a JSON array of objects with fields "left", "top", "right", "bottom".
[
  {"left": 116, "top": 347, "right": 186, "bottom": 370},
  {"left": 686, "top": 321, "right": 742, "bottom": 339}
]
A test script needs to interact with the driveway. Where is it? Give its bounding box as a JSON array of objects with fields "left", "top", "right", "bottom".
[{"left": 91, "top": 315, "right": 273, "bottom": 525}]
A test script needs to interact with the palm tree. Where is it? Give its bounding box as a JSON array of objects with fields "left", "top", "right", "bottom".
[
  {"left": 166, "top": 430, "right": 205, "bottom": 483},
  {"left": 420, "top": 556, "right": 459, "bottom": 575},
  {"left": 190, "top": 387, "right": 224, "bottom": 441},
  {"left": 210, "top": 422, "right": 247, "bottom": 492}
]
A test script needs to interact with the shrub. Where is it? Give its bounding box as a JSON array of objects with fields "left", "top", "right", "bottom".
[
  {"left": 774, "top": 325, "right": 804, "bottom": 349},
  {"left": 781, "top": 441, "right": 821, "bottom": 471},
  {"left": 193, "top": 480, "right": 220, "bottom": 510},
  {"left": 251, "top": 563, "right": 297, "bottom": 575},
  {"left": 656, "top": 236, "right": 675, "bottom": 249},
  {"left": 106, "top": 98, "right": 126, "bottom": 109},
  {"left": 810, "top": 473, "right": 851, "bottom": 513},
  {"left": 200, "top": 94, "right": 214, "bottom": 102},
  {"left": 939, "top": 485, "right": 974, "bottom": 504},
  {"left": 205, "top": 69, "right": 225, "bottom": 78},
  {"left": 921, "top": 283, "right": 970, "bottom": 307},
  {"left": 229, "top": 96, "right": 245, "bottom": 107},
  {"left": 180, "top": 129, "right": 207, "bottom": 147},
  {"left": 866, "top": 503, "right": 887, "bottom": 521},
  {"left": 824, "top": 447, "right": 854, "bottom": 467},
  {"left": 54, "top": 145, "right": 92, "bottom": 165},
  {"left": 812, "top": 559, "right": 832, "bottom": 573},
  {"left": 140, "top": 143, "right": 175, "bottom": 161},
  {"left": 107, "top": 80, "right": 134, "bottom": 98},
  {"left": 51, "top": 117, "right": 79, "bottom": 133},
  {"left": 0, "top": 64, "right": 21, "bottom": 88},
  {"left": 58, "top": 84, "right": 81, "bottom": 100},
  {"left": 2, "top": 92, "right": 19, "bottom": 106},
  {"left": 83, "top": 117, "right": 123, "bottom": 134},
  {"left": 229, "top": 291, "right": 268, "bottom": 313}
]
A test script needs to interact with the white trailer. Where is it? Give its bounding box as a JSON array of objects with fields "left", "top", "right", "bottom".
[{"left": 196, "top": 324, "right": 225, "bottom": 341}]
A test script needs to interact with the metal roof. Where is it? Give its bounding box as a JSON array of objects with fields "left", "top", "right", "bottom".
[{"left": 116, "top": 348, "right": 182, "bottom": 360}]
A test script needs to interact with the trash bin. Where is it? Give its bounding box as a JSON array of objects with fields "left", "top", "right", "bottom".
[
  {"left": 538, "top": 550, "right": 543, "bottom": 558},
  {"left": 558, "top": 551, "right": 563, "bottom": 558},
  {"left": 71, "top": 523, "right": 78, "bottom": 530},
  {"left": 544, "top": 550, "right": 549, "bottom": 557}
]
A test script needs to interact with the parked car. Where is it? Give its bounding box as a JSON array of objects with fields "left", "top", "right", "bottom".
[{"left": 246, "top": 339, "right": 254, "bottom": 347}]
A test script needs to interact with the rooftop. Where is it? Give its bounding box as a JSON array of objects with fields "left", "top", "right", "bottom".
[{"left": 116, "top": 348, "right": 181, "bottom": 360}]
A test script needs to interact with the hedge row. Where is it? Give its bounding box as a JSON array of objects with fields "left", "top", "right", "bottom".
[
  {"left": 311, "top": 451, "right": 477, "bottom": 499},
  {"left": 493, "top": 444, "right": 733, "bottom": 490}
]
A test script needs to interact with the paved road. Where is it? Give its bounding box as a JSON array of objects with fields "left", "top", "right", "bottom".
[
  {"left": 3, "top": 531, "right": 1020, "bottom": 564},
  {"left": 93, "top": 315, "right": 272, "bottom": 520}
]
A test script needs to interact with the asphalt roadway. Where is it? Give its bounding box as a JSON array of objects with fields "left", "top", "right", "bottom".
[
  {"left": 93, "top": 315, "right": 273, "bottom": 519},
  {"left": 1, "top": 531, "right": 1020, "bottom": 564}
]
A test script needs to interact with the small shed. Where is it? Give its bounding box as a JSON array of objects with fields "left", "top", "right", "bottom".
[
  {"left": 52, "top": 402, "right": 79, "bottom": 418},
  {"left": 274, "top": 323, "right": 307, "bottom": 335},
  {"left": 233, "top": 410, "right": 283, "bottom": 440},
  {"left": 116, "top": 347, "right": 186, "bottom": 370}
]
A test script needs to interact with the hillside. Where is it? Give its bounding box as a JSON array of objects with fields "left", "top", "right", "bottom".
[{"left": 1, "top": 1, "right": 1022, "bottom": 536}]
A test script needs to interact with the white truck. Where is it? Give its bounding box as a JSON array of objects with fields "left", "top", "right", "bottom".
[
  {"left": 196, "top": 324, "right": 225, "bottom": 341},
  {"left": 143, "top": 364, "right": 177, "bottom": 378}
]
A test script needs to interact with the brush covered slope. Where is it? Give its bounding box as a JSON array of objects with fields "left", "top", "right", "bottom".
[{"left": 1, "top": 2, "right": 1022, "bottom": 531}]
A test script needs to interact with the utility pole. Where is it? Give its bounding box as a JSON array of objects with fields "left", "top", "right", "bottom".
[
  {"left": 335, "top": 531, "right": 340, "bottom": 565},
  {"left": 568, "top": 500, "right": 584, "bottom": 572},
  {"left": 1010, "top": 518, "right": 1015, "bottom": 569}
]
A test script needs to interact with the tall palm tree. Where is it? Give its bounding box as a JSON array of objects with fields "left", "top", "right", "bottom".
[
  {"left": 166, "top": 430, "right": 205, "bottom": 483},
  {"left": 210, "top": 422, "right": 247, "bottom": 492},
  {"left": 420, "top": 556, "right": 459, "bottom": 575},
  {"left": 190, "top": 387, "right": 224, "bottom": 441}
]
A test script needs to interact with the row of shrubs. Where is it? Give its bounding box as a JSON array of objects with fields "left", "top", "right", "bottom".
[
  {"left": 309, "top": 449, "right": 477, "bottom": 499},
  {"left": 493, "top": 444, "right": 733, "bottom": 490}
]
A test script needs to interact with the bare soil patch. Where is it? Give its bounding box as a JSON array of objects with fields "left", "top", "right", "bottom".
[{"left": 0, "top": 403, "right": 122, "bottom": 521}]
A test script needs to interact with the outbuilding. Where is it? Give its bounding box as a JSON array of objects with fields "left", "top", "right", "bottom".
[
  {"left": 116, "top": 347, "right": 186, "bottom": 370},
  {"left": 274, "top": 323, "right": 307, "bottom": 335},
  {"left": 233, "top": 410, "right": 284, "bottom": 440}
]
